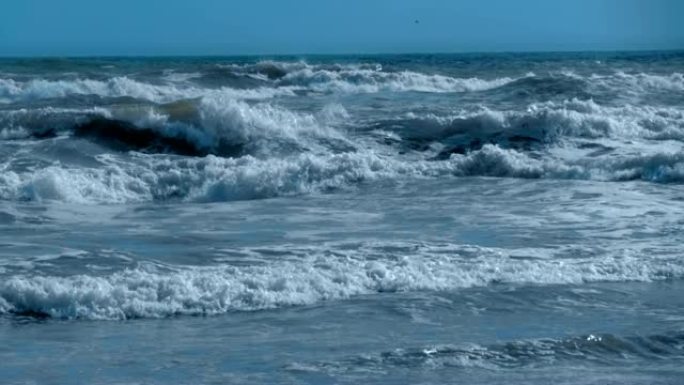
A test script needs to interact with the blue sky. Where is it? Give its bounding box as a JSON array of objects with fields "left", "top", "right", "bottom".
[{"left": 1, "top": 0, "right": 682, "bottom": 56}]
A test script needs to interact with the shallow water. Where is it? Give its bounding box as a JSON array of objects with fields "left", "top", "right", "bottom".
[{"left": 1, "top": 52, "right": 683, "bottom": 384}]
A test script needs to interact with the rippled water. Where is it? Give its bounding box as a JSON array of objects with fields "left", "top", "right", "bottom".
[{"left": 1, "top": 52, "right": 683, "bottom": 384}]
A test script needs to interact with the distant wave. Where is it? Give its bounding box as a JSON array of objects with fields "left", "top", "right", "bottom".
[
  {"left": 0, "top": 98, "right": 352, "bottom": 157},
  {"left": 220, "top": 61, "right": 684, "bottom": 94},
  {"left": 1, "top": 242, "right": 681, "bottom": 319},
  {"left": 2, "top": 65, "right": 682, "bottom": 103},
  {"left": 275, "top": 65, "right": 523, "bottom": 93},
  {"left": 0, "top": 64, "right": 524, "bottom": 103},
  {"left": 590, "top": 71, "right": 684, "bottom": 93},
  {"left": 0, "top": 77, "right": 298, "bottom": 104}
]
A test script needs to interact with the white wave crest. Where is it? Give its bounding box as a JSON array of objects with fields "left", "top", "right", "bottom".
[
  {"left": 0, "top": 243, "right": 680, "bottom": 319},
  {"left": 0, "top": 76, "right": 297, "bottom": 104},
  {"left": 399, "top": 99, "right": 684, "bottom": 143},
  {"left": 278, "top": 67, "right": 520, "bottom": 93},
  {"left": 4, "top": 140, "right": 683, "bottom": 204},
  {"left": 591, "top": 71, "right": 684, "bottom": 93}
]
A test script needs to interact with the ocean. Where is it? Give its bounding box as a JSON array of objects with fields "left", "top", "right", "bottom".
[{"left": 1, "top": 52, "right": 683, "bottom": 384}]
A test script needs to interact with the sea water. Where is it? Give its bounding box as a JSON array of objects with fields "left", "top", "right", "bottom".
[{"left": 1, "top": 52, "right": 683, "bottom": 384}]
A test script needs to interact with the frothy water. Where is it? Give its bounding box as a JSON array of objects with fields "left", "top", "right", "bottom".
[{"left": 1, "top": 52, "right": 684, "bottom": 384}]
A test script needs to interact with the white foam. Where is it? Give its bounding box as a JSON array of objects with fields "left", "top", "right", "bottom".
[
  {"left": 2, "top": 95, "right": 683, "bottom": 204},
  {"left": 0, "top": 144, "right": 541, "bottom": 203},
  {"left": 3, "top": 69, "right": 681, "bottom": 105},
  {"left": 0, "top": 243, "right": 680, "bottom": 319},
  {"left": 591, "top": 71, "right": 684, "bottom": 93},
  {"left": 0, "top": 126, "right": 31, "bottom": 140},
  {"left": 0, "top": 76, "right": 297, "bottom": 104},
  {"left": 279, "top": 67, "right": 520, "bottom": 93},
  {"left": 401, "top": 99, "right": 684, "bottom": 142},
  {"left": 196, "top": 96, "right": 350, "bottom": 155},
  {"left": 3, "top": 139, "right": 682, "bottom": 204},
  {"left": 0, "top": 95, "right": 352, "bottom": 158}
]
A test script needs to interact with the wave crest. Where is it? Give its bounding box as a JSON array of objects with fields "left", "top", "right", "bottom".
[
  {"left": 1, "top": 243, "right": 681, "bottom": 319},
  {"left": 279, "top": 67, "right": 520, "bottom": 93},
  {"left": 0, "top": 76, "right": 297, "bottom": 104}
]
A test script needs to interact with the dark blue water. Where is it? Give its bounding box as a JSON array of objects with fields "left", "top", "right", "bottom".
[{"left": 1, "top": 52, "right": 684, "bottom": 384}]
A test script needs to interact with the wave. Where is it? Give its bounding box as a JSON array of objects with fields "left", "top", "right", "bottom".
[
  {"left": 217, "top": 60, "right": 318, "bottom": 80},
  {"left": 514, "top": 70, "right": 684, "bottom": 100},
  {"left": 371, "top": 99, "right": 684, "bottom": 157},
  {"left": 3, "top": 60, "right": 682, "bottom": 105},
  {"left": 288, "top": 331, "right": 684, "bottom": 373},
  {"left": 0, "top": 62, "right": 524, "bottom": 103},
  {"left": 223, "top": 61, "right": 684, "bottom": 96},
  {"left": 496, "top": 73, "right": 591, "bottom": 101},
  {"left": 0, "top": 151, "right": 402, "bottom": 203},
  {"left": 0, "top": 98, "right": 352, "bottom": 157},
  {"left": 1, "top": 243, "right": 681, "bottom": 320},
  {"left": 276, "top": 64, "right": 522, "bottom": 93},
  {"left": 2, "top": 94, "right": 684, "bottom": 204},
  {"left": 601, "top": 151, "right": 684, "bottom": 182},
  {"left": 0, "top": 76, "right": 298, "bottom": 104},
  {"left": 589, "top": 71, "right": 684, "bottom": 93},
  {"left": 3, "top": 140, "right": 684, "bottom": 204},
  {"left": 6, "top": 97, "right": 683, "bottom": 156}
]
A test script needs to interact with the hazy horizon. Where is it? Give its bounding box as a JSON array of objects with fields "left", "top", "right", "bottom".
[{"left": 2, "top": 47, "right": 684, "bottom": 59}]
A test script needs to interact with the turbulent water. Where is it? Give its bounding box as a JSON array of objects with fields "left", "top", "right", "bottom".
[{"left": 1, "top": 52, "right": 683, "bottom": 384}]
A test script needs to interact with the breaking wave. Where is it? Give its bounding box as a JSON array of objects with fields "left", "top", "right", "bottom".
[
  {"left": 2, "top": 58, "right": 684, "bottom": 204},
  {"left": 0, "top": 76, "right": 297, "bottom": 104},
  {"left": 2, "top": 141, "right": 684, "bottom": 204},
  {"left": 383, "top": 99, "right": 684, "bottom": 144},
  {"left": 0, "top": 97, "right": 352, "bottom": 157},
  {"left": 2, "top": 61, "right": 682, "bottom": 105},
  {"left": 276, "top": 65, "right": 521, "bottom": 93},
  {"left": 216, "top": 61, "right": 684, "bottom": 96},
  {"left": 1, "top": 243, "right": 682, "bottom": 320}
]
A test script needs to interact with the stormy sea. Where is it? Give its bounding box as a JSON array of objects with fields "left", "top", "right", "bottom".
[{"left": 1, "top": 52, "right": 683, "bottom": 384}]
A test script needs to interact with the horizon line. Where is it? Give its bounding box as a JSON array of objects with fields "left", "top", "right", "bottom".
[{"left": 0, "top": 47, "right": 682, "bottom": 59}]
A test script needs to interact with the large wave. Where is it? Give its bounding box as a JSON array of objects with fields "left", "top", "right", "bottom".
[
  {"left": 5, "top": 98, "right": 682, "bottom": 150},
  {"left": 0, "top": 97, "right": 352, "bottom": 156},
  {"left": 2, "top": 95, "right": 684, "bottom": 204},
  {"left": 2, "top": 143, "right": 684, "bottom": 204}
]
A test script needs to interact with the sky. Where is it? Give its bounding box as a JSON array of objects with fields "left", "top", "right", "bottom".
[{"left": 1, "top": 0, "right": 682, "bottom": 56}]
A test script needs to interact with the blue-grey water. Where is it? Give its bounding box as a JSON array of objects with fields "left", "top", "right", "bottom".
[{"left": 1, "top": 52, "right": 684, "bottom": 384}]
